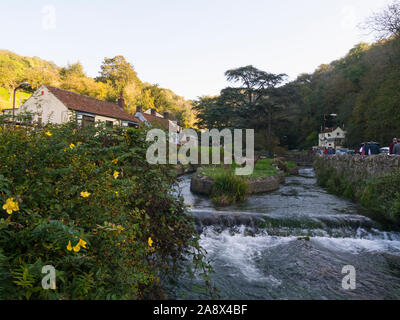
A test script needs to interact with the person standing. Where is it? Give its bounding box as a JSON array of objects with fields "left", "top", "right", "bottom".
[
  {"left": 360, "top": 143, "right": 366, "bottom": 156},
  {"left": 364, "top": 143, "right": 372, "bottom": 156},
  {"left": 390, "top": 138, "right": 397, "bottom": 155},
  {"left": 369, "top": 142, "right": 380, "bottom": 155},
  {"left": 393, "top": 140, "right": 400, "bottom": 155}
]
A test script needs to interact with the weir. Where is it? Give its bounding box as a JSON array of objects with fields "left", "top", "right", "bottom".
[{"left": 169, "top": 168, "right": 400, "bottom": 300}]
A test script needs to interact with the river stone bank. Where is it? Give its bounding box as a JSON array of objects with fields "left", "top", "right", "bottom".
[
  {"left": 313, "top": 154, "right": 400, "bottom": 226},
  {"left": 175, "top": 164, "right": 197, "bottom": 176},
  {"left": 190, "top": 169, "right": 285, "bottom": 196}
]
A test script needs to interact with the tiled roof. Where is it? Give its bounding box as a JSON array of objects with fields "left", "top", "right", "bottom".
[
  {"left": 46, "top": 85, "right": 139, "bottom": 123},
  {"left": 141, "top": 113, "right": 169, "bottom": 130}
]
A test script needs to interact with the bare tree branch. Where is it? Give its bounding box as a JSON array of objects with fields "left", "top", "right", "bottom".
[{"left": 361, "top": 1, "right": 400, "bottom": 40}]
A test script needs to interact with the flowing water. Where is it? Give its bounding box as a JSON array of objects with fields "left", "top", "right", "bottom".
[{"left": 169, "top": 168, "right": 400, "bottom": 300}]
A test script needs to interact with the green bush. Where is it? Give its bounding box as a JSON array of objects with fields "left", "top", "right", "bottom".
[
  {"left": 211, "top": 170, "right": 249, "bottom": 206},
  {"left": 360, "top": 170, "right": 400, "bottom": 224},
  {"left": 0, "top": 120, "right": 212, "bottom": 299}
]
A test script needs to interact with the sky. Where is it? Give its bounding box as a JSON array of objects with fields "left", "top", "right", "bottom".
[{"left": 0, "top": 0, "right": 391, "bottom": 100}]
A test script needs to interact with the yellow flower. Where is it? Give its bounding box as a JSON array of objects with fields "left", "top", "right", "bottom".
[
  {"left": 117, "top": 225, "right": 124, "bottom": 232},
  {"left": 45, "top": 131, "right": 52, "bottom": 136},
  {"left": 112, "top": 159, "right": 118, "bottom": 164},
  {"left": 73, "top": 244, "right": 81, "bottom": 252},
  {"left": 113, "top": 171, "right": 119, "bottom": 179},
  {"left": 80, "top": 191, "right": 91, "bottom": 198},
  {"left": 115, "top": 191, "right": 119, "bottom": 197},
  {"left": 67, "top": 241, "right": 73, "bottom": 251},
  {"left": 2, "top": 198, "right": 19, "bottom": 215},
  {"left": 77, "top": 142, "right": 82, "bottom": 146},
  {"left": 148, "top": 237, "right": 153, "bottom": 247},
  {"left": 78, "top": 238, "right": 87, "bottom": 249},
  {"left": 69, "top": 143, "right": 75, "bottom": 149}
]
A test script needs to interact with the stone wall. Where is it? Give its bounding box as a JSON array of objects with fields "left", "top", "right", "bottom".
[
  {"left": 175, "top": 164, "right": 197, "bottom": 176},
  {"left": 284, "top": 152, "right": 315, "bottom": 167},
  {"left": 313, "top": 154, "right": 400, "bottom": 226},
  {"left": 314, "top": 154, "right": 400, "bottom": 181}
]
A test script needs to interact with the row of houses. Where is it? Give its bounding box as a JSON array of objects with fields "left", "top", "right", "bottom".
[{"left": 2, "top": 85, "right": 182, "bottom": 142}]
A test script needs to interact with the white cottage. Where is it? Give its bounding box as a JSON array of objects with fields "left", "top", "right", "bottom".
[
  {"left": 19, "top": 85, "right": 139, "bottom": 127},
  {"left": 318, "top": 127, "right": 346, "bottom": 149}
]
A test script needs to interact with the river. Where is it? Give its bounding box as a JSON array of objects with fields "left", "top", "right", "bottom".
[{"left": 169, "top": 168, "right": 400, "bottom": 300}]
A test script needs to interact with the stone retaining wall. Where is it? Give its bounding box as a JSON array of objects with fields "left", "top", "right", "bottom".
[
  {"left": 313, "top": 154, "right": 400, "bottom": 226},
  {"left": 314, "top": 154, "right": 400, "bottom": 181}
]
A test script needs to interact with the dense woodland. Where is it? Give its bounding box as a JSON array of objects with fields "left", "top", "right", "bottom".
[
  {"left": 0, "top": 52, "right": 195, "bottom": 128},
  {"left": 194, "top": 2, "right": 400, "bottom": 151},
  {"left": 294, "top": 36, "right": 400, "bottom": 149}
]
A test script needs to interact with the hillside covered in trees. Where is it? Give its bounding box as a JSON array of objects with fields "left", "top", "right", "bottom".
[
  {"left": 194, "top": 1, "right": 400, "bottom": 151},
  {"left": 0, "top": 51, "right": 195, "bottom": 127},
  {"left": 293, "top": 36, "right": 400, "bottom": 149}
]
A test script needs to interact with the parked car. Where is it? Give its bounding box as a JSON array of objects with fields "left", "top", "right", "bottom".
[
  {"left": 380, "top": 147, "right": 390, "bottom": 155},
  {"left": 336, "top": 148, "right": 350, "bottom": 155}
]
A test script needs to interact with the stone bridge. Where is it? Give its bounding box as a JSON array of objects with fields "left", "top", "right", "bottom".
[{"left": 282, "top": 152, "right": 315, "bottom": 167}]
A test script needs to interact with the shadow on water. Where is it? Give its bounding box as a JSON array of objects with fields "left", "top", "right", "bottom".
[{"left": 169, "top": 168, "right": 400, "bottom": 300}]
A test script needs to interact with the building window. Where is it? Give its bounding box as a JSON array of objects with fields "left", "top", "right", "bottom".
[
  {"left": 106, "top": 121, "right": 113, "bottom": 128},
  {"left": 82, "top": 115, "right": 95, "bottom": 127},
  {"left": 122, "top": 121, "right": 137, "bottom": 127}
]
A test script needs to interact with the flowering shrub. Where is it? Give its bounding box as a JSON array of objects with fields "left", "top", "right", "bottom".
[{"left": 0, "top": 120, "right": 211, "bottom": 299}]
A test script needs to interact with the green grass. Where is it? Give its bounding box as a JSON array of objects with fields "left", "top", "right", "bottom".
[
  {"left": 201, "top": 158, "right": 278, "bottom": 179},
  {"left": 0, "top": 87, "right": 31, "bottom": 109},
  {"left": 286, "top": 161, "right": 297, "bottom": 168}
]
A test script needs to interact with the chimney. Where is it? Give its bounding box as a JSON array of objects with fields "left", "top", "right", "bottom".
[
  {"left": 151, "top": 108, "right": 156, "bottom": 116},
  {"left": 117, "top": 90, "right": 125, "bottom": 110},
  {"left": 136, "top": 105, "right": 143, "bottom": 113},
  {"left": 163, "top": 112, "right": 169, "bottom": 119}
]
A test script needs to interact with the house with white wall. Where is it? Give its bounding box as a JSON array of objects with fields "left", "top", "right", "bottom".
[
  {"left": 19, "top": 85, "right": 139, "bottom": 128},
  {"left": 135, "top": 107, "right": 183, "bottom": 145},
  {"left": 318, "top": 127, "right": 346, "bottom": 149}
]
